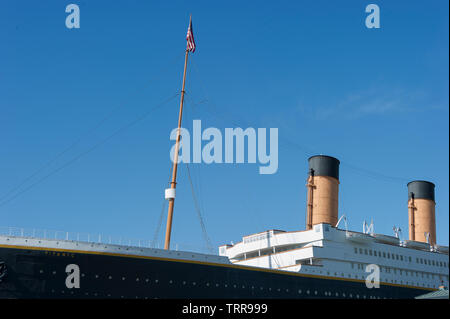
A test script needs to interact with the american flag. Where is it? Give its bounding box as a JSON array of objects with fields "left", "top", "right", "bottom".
[{"left": 186, "top": 19, "right": 196, "bottom": 53}]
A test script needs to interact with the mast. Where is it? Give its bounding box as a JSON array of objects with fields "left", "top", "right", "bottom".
[{"left": 164, "top": 16, "right": 193, "bottom": 250}]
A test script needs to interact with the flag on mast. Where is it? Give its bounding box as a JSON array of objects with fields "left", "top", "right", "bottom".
[{"left": 186, "top": 18, "right": 196, "bottom": 52}]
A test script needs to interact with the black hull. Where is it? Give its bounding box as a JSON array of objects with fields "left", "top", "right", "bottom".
[{"left": 0, "top": 246, "right": 431, "bottom": 299}]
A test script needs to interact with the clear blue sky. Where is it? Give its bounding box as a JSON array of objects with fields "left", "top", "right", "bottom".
[{"left": 1, "top": 0, "right": 448, "bottom": 252}]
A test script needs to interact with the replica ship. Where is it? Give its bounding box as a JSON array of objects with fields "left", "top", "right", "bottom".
[{"left": 0, "top": 18, "right": 448, "bottom": 299}]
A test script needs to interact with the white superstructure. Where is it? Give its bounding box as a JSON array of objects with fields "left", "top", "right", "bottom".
[{"left": 219, "top": 223, "right": 449, "bottom": 290}]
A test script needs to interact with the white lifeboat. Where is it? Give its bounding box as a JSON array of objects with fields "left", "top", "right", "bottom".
[
  {"left": 345, "top": 231, "right": 372, "bottom": 243},
  {"left": 403, "top": 240, "right": 431, "bottom": 250},
  {"left": 371, "top": 233, "right": 400, "bottom": 245}
]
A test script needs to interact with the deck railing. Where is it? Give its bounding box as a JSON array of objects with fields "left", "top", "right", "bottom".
[{"left": 0, "top": 226, "right": 213, "bottom": 254}]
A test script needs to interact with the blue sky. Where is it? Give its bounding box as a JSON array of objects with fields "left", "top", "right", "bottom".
[{"left": 1, "top": 0, "right": 448, "bottom": 252}]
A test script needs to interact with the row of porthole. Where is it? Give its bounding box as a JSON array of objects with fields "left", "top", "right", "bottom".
[
  {"left": 45, "top": 269, "right": 372, "bottom": 296},
  {"left": 49, "top": 288, "right": 389, "bottom": 300},
  {"left": 45, "top": 268, "right": 443, "bottom": 290},
  {"left": 304, "top": 269, "right": 442, "bottom": 289}
]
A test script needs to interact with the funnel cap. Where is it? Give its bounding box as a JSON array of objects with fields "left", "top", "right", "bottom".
[
  {"left": 407, "top": 180, "right": 435, "bottom": 201},
  {"left": 308, "top": 155, "right": 340, "bottom": 180}
]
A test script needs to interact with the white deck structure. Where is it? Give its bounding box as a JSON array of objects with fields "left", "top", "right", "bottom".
[{"left": 219, "top": 223, "right": 449, "bottom": 290}]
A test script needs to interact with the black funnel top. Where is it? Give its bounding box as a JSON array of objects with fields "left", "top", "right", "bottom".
[
  {"left": 308, "top": 155, "right": 340, "bottom": 180},
  {"left": 408, "top": 181, "right": 435, "bottom": 201}
]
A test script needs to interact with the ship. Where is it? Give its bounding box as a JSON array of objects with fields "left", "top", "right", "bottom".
[{"left": 0, "top": 18, "right": 448, "bottom": 299}]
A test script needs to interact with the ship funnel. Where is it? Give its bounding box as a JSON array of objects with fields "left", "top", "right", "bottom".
[
  {"left": 306, "top": 155, "right": 340, "bottom": 230},
  {"left": 407, "top": 180, "right": 436, "bottom": 246}
]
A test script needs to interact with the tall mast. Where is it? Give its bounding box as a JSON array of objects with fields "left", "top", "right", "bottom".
[{"left": 164, "top": 16, "right": 193, "bottom": 250}]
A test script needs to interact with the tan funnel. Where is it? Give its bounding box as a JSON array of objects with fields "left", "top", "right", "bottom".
[
  {"left": 306, "top": 155, "right": 340, "bottom": 230},
  {"left": 407, "top": 181, "right": 436, "bottom": 246}
]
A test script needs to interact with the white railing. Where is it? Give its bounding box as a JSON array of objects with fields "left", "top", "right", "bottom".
[{"left": 0, "top": 226, "right": 213, "bottom": 254}]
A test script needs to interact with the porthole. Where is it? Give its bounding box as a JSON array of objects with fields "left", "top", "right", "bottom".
[
  {"left": 306, "top": 290, "right": 310, "bottom": 294},
  {"left": 108, "top": 276, "right": 112, "bottom": 280},
  {"left": 298, "top": 289, "right": 302, "bottom": 294},
  {"left": 155, "top": 279, "right": 159, "bottom": 283},
  {"left": 122, "top": 277, "right": 126, "bottom": 281}
]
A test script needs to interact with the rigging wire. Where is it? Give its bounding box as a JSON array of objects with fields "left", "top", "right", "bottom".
[
  {"left": 151, "top": 199, "right": 167, "bottom": 249},
  {"left": 183, "top": 95, "right": 208, "bottom": 217},
  {"left": 188, "top": 57, "right": 410, "bottom": 185},
  {"left": 185, "top": 162, "right": 214, "bottom": 253},
  {"left": 0, "top": 52, "right": 185, "bottom": 204},
  {"left": 0, "top": 93, "right": 180, "bottom": 209},
  {"left": 182, "top": 95, "right": 214, "bottom": 253}
]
